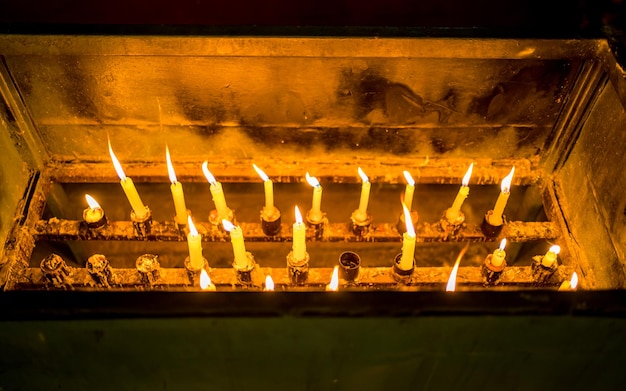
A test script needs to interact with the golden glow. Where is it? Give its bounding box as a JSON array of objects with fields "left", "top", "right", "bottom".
[
  {"left": 199, "top": 269, "right": 212, "bottom": 290},
  {"left": 221, "top": 219, "right": 235, "bottom": 232},
  {"left": 166, "top": 145, "right": 178, "bottom": 184},
  {"left": 252, "top": 163, "right": 270, "bottom": 182},
  {"left": 461, "top": 163, "right": 473, "bottom": 187},
  {"left": 501, "top": 167, "right": 515, "bottom": 193},
  {"left": 357, "top": 166, "right": 369, "bottom": 183},
  {"left": 446, "top": 243, "right": 470, "bottom": 292},
  {"left": 570, "top": 272, "right": 579, "bottom": 290},
  {"left": 403, "top": 203, "right": 415, "bottom": 237},
  {"left": 188, "top": 215, "right": 198, "bottom": 236},
  {"left": 85, "top": 194, "right": 101, "bottom": 210},
  {"left": 108, "top": 138, "right": 127, "bottom": 181},
  {"left": 403, "top": 170, "right": 415, "bottom": 186},
  {"left": 306, "top": 172, "right": 320, "bottom": 187},
  {"left": 499, "top": 238, "right": 507, "bottom": 251},
  {"left": 549, "top": 245, "right": 561, "bottom": 255},
  {"left": 201, "top": 161, "right": 217, "bottom": 184},
  {"left": 295, "top": 205, "right": 303, "bottom": 224},
  {"left": 265, "top": 275, "right": 275, "bottom": 291},
  {"left": 327, "top": 266, "right": 339, "bottom": 291}
]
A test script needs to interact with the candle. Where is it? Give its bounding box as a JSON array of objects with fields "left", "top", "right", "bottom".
[
  {"left": 264, "top": 275, "right": 275, "bottom": 291},
  {"left": 446, "top": 242, "right": 470, "bottom": 292},
  {"left": 541, "top": 245, "right": 561, "bottom": 267},
  {"left": 187, "top": 215, "right": 204, "bottom": 270},
  {"left": 166, "top": 145, "right": 188, "bottom": 225},
  {"left": 399, "top": 204, "right": 416, "bottom": 271},
  {"left": 202, "top": 161, "right": 230, "bottom": 220},
  {"left": 449, "top": 163, "right": 473, "bottom": 215},
  {"left": 558, "top": 272, "right": 578, "bottom": 291},
  {"left": 326, "top": 266, "right": 339, "bottom": 291},
  {"left": 253, "top": 164, "right": 274, "bottom": 210},
  {"left": 292, "top": 206, "right": 307, "bottom": 261},
  {"left": 222, "top": 219, "right": 249, "bottom": 269},
  {"left": 403, "top": 170, "right": 416, "bottom": 211},
  {"left": 357, "top": 167, "right": 371, "bottom": 218},
  {"left": 490, "top": 167, "right": 515, "bottom": 226},
  {"left": 83, "top": 194, "right": 104, "bottom": 223},
  {"left": 306, "top": 172, "right": 323, "bottom": 221},
  {"left": 490, "top": 238, "right": 507, "bottom": 267},
  {"left": 199, "top": 269, "right": 216, "bottom": 291},
  {"left": 108, "top": 139, "right": 148, "bottom": 219}
]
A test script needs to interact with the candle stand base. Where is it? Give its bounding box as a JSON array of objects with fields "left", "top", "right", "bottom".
[
  {"left": 396, "top": 210, "right": 419, "bottom": 234},
  {"left": 305, "top": 210, "right": 327, "bottom": 240},
  {"left": 184, "top": 257, "right": 210, "bottom": 286},
  {"left": 82, "top": 211, "right": 108, "bottom": 230},
  {"left": 391, "top": 253, "right": 415, "bottom": 284},
  {"left": 135, "top": 254, "right": 161, "bottom": 287},
  {"left": 339, "top": 251, "right": 361, "bottom": 282},
  {"left": 40, "top": 253, "right": 72, "bottom": 289},
  {"left": 287, "top": 251, "right": 310, "bottom": 285},
  {"left": 233, "top": 253, "right": 257, "bottom": 285},
  {"left": 86, "top": 254, "right": 115, "bottom": 288},
  {"left": 530, "top": 256, "right": 559, "bottom": 284},
  {"left": 260, "top": 207, "right": 282, "bottom": 236},
  {"left": 131, "top": 207, "right": 152, "bottom": 237},
  {"left": 481, "top": 254, "right": 506, "bottom": 286},
  {"left": 440, "top": 208, "right": 465, "bottom": 237},
  {"left": 208, "top": 208, "right": 235, "bottom": 231},
  {"left": 350, "top": 210, "right": 373, "bottom": 238},
  {"left": 481, "top": 211, "right": 504, "bottom": 238}
]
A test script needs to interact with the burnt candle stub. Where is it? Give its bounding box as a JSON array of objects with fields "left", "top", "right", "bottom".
[
  {"left": 339, "top": 251, "right": 361, "bottom": 281},
  {"left": 260, "top": 206, "right": 282, "bottom": 236},
  {"left": 86, "top": 254, "right": 115, "bottom": 287},
  {"left": 40, "top": 253, "right": 72, "bottom": 288},
  {"left": 135, "top": 254, "right": 161, "bottom": 286}
]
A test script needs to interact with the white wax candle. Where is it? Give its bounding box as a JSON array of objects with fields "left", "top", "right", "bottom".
[
  {"left": 403, "top": 170, "right": 415, "bottom": 211},
  {"left": 306, "top": 172, "right": 323, "bottom": 220},
  {"left": 490, "top": 238, "right": 507, "bottom": 267},
  {"left": 490, "top": 167, "right": 515, "bottom": 226},
  {"left": 541, "top": 245, "right": 561, "bottom": 267},
  {"left": 108, "top": 139, "right": 148, "bottom": 219},
  {"left": 292, "top": 206, "right": 307, "bottom": 260},
  {"left": 450, "top": 163, "right": 473, "bottom": 215},
  {"left": 187, "top": 215, "right": 204, "bottom": 270},
  {"left": 399, "top": 204, "right": 416, "bottom": 270},
  {"left": 203, "top": 161, "right": 230, "bottom": 219},
  {"left": 222, "top": 220, "right": 249, "bottom": 269},
  {"left": 84, "top": 194, "right": 104, "bottom": 222},
  {"left": 166, "top": 146, "right": 188, "bottom": 225},
  {"left": 357, "top": 167, "right": 371, "bottom": 217},
  {"left": 253, "top": 164, "right": 274, "bottom": 210}
]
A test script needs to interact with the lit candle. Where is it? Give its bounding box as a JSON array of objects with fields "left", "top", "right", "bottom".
[
  {"left": 558, "top": 272, "right": 578, "bottom": 291},
  {"left": 166, "top": 145, "right": 188, "bottom": 225},
  {"left": 202, "top": 161, "right": 230, "bottom": 220},
  {"left": 108, "top": 139, "right": 148, "bottom": 219},
  {"left": 187, "top": 215, "right": 204, "bottom": 270},
  {"left": 449, "top": 163, "right": 473, "bottom": 216},
  {"left": 264, "top": 275, "right": 275, "bottom": 291},
  {"left": 490, "top": 167, "right": 515, "bottom": 226},
  {"left": 83, "top": 194, "right": 105, "bottom": 223},
  {"left": 253, "top": 164, "right": 274, "bottom": 210},
  {"left": 446, "top": 242, "right": 470, "bottom": 292},
  {"left": 306, "top": 172, "right": 323, "bottom": 221},
  {"left": 292, "top": 206, "right": 307, "bottom": 261},
  {"left": 490, "top": 238, "right": 507, "bottom": 267},
  {"left": 222, "top": 219, "right": 250, "bottom": 269},
  {"left": 403, "top": 170, "right": 416, "bottom": 211},
  {"left": 399, "top": 204, "right": 416, "bottom": 271},
  {"left": 357, "top": 167, "right": 371, "bottom": 219},
  {"left": 326, "top": 266, "right": 339, "bottom": 291},
  {"left": 199, "top": 269, "right": 216, "bottom": 291},
  {"left": 541, "top": 245, "right": 561, "bottom": 267}
]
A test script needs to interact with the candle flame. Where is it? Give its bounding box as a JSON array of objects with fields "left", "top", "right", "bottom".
[
  {"left": 252, "top": 164, "right": 270, "bottom": 182},
  {"left": 221, "top": 219, "right": 235, "bottom": 232},
  {"left": 499, "top": 238, "right": 507, "bottom": 251},
  {"left": 85, "top": 194, "right": 101, "bottom": 210},
  {"left": 403, "top": 203, "right": 415, "bottom": 237},
  {"left": 264, "top": 275, "right": 275, "bottom": 291},
  {"left": 306, "top": 172, "right": 320, "bottom": 187},
  {"left": 199, "top": 269, "right": 212, "bottom": 290},
  {"left": 446, "top": 243, "right": 470, "bottom": 292},
  {"left": 201, "top": 161, "right": 217, "bottom": 184},
  {"left": 461, "top": 163, "right": 473, "bottom": 187},
  {"left": 549, "top": 245, "right": 561, "bottom": 255},
  {"left": 403, "top": 170, "right": 415, "bottom": 186},
  {"left": 357, "top": 167, "right": 369, "bottom": 183},
  {"left": 108, "top": 138, "right": 127, "bottom": 181},
  {"left": 327, "top": 266, "right": 339, "bottom": 291},
  {"left": 165, "top": 145, "right": 178, "bottom": 184},
  {"left": 187, "top": 215, "right": 198, "bottom": 236},
  {"left": 570, "top": 272, "right": 579, "bottom": 290},
  {"left": 294, "top": 205, "right": 303, "bottom": 224},
  {"left": 501, "top": 166, "right": 515, "bottom": 193}
]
